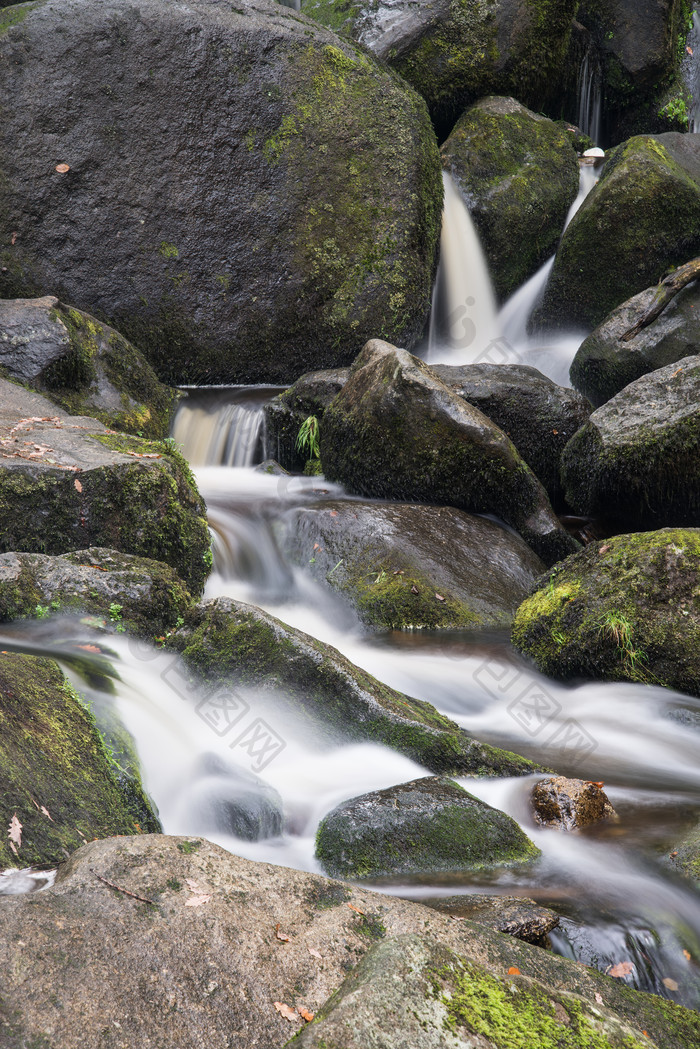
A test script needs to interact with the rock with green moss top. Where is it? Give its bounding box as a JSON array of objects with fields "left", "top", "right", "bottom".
[
  {"left": 0, "top": 296, "right": 178, "bottom": 438},
  {"left": 570, "top": 281, "right": 700, "bottom": 408},
  {"left": 0, "top": 653, "right": 159, "bottom": 868},
  {"left": 561, "top": 355, "right": 700, "bottom": 531},
  {"left": 301, "top": 0, "right": 579, "bottom": 138},
  {"left": 0, "top": 0, "right": 442, "bottom": 385},
  {"left": 441, "top": 97, "right": 580, "bottom": 301},
  {"left": 277, "top": 499, "right": 545, "bottom": 630},
  {"left": 667, "top": 818, "right": 700, "bottom": 886},
  {"left": 176, "top": 595, "right": 545, "bottom": 777},
  {"left": 263, "top": 367, "right": 348, "bottom": 473},
  {"left": 0, "top": 547, "right": 192, "bottom": 636},
  {"left": 535, "top": 134, "right": 700, "bottom": 332},
  {"left": 315, "top": 775, "right": 539, "bottom": 879},
  {"left": 290, "top": 932, "right": 675, "bottom": 1049},
  {"left": 432, "top": 362, "right": 591, "bottom": 507},
  {"left": 512, "top": 528, "right": 700, "bottom": 695},
  {"left": 321, "top": 341, "right": 578, "bottom": 567},
  {"left": 0, "top": 380, "right": 210, "bottom": 593}
]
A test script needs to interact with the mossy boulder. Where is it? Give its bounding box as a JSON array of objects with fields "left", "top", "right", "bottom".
[
  {"left": 534, "top": 134, "right": 700, "bottom": 332},
  {"left": 0, "top": 0, "right": 442, "bottom": 384},
  {"left": 0, "top": 380, "right": 211, "bottom": 593},
  {"left": 300, "top": 0, "right": 579, "bottom": 138},
  {"left": 277, "top": 499, "right": 545, "bottom": 630},
  {"left": 321, "top": 341, "right": 578, "bottom": 567},
  {"left": 315, "top": 775, "right": 540, "bottom": 879},
  {"left": 511, "top": 528, "right": 700, "bottom": 696},
  {"left": 569, "top": 280, "right": 700, "bottom": 407},
  {"left": 0, "top": 296, "right": 178, "bottom": 437},
  {"left": 0, "top": 653, "right": 159, "bottom": 868},
  {"left": 176, "top": 596, "right": 544, "bottom": 777},
  {"left": 441, "top": 97, "right": 580, "bottom": 300},
  {"left": 561, "top": 355, "right": 700, "bottom": 531},
  {"left": 433, "top": 362, "right": 592, "bottom": 506},
  {"left": 263, "top": 367, "right": 348, "bottom": 473},
  {"left": 0, "top": 547, "right": 192, "bottom": 636},
  {"left": 667, "top": 818, "right": 700, "bottom": 887}
]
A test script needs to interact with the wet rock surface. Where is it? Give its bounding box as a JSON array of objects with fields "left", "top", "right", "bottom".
[
  {"left": 183, "top": 753, "right": 283, "bottom": 841},
  {"left": 426, "top": 894, "right": 560, "bottom": 946},
  {"left": 321, "top": 341, "right": 578, "bottom": 567},
  {"left": 531, "top": 776, "right": 617, "bottom": 831},
  {"left": 264, "top": 368, "right": 348, "bottom": 473}
]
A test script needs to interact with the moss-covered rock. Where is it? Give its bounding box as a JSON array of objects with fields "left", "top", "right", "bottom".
[
  {"left": 301, "top": 0, "right": 579, "bottom": 138},
  {"left": 321, "top": 341, "right": 578, "bottom": 567},
  {"left": 277, "top": 499, "right": 545, "bottom": 630},
  {"left": 0, "top": 0, "right": 443, "bottom": 384},
  {"left": 0, "top": 380, "right": 211, "bottom": 594},
  {"left": 561, "top": 355, "right": 700, "bottom": 531},
  {"left": 0, "top": 653, "right": 159, "bottom": 868},
  {"left": 534, "top": 134, "right": 700, "bottom": 332},
  {"left": 511, "top": 528, "right": 700, "bottom": 696},
  {"left": 176, "top": 596, "right": 545, "bottom": 777},
  {"left": 315, "top": 775, "right": 540, "bottom": 879},
  {"left": 667, "top": 818, "right": 700, "bottom": 887},
  {"left": 0, "top": 547, "right": 192, "bottom": 636},
  {"left": 0, "top": 296, "right": 178, "bottom": 437},
  {"left": 441, "top": 97, "right": 580, "bottom": 301},
  {"left": 433, "top": 362, "right": 592, "bottom": 507},
  {"left": 263, "top": 367, "right": 348, "bottom": 473},
  {"left": 569, "top": 280, "right": 700, "bottom": 407}
]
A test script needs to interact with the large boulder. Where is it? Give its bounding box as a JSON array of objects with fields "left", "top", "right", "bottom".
[
  {"left": 511, "top": 529, "right": 700, "bottom": 696},
  {"left": 441, "top": 97, "right": 580, "bottom": 300},
  {"left": 535, "top": 135, "right": 700, "bottom": 332},
  {"left": 569, "top": 281, "right": 700, "bottom": 407},
  {"left": 277, "top": 499, "right": 545, "bottom": 630},
  {"left": 432, "top": 362, "right": 592, "bottom": 506},
  {"left": 321, "top": 341, "right": 578, "bottom": 567},
  {"left": 0, "top": 653, "right": 159, "bottom": 869},
  {"left": 315, "top": 775, "right": 539, "bottom": 879},
  {"left": 300, "top": 0, "right": 580, "bottom": 137},
  {"left": 2, "top": 835, "right": 697, "bottom": 1048},
  {"left": 561, "top": 356, "right": 700, "bottom": 531},
  {"left": 263, "top": 368, "right": 348, "bottom": 473},
  {"left": 0, "top": 0, "right": 442, "bottom": 384},
  {"left": 0, "top": 296, "right": 178, "bottom": 437},
  {"left": 176, "top": 596, "right": 544, "bottom": 777},
  {"left": 0, "top": 380, "right": 210, "bottom": 593}
]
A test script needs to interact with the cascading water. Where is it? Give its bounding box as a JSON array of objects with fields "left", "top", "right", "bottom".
[
  {"left": 576, "top": 52, "right": 603, "bottom": 146},
  {"left": 685, "top": 9, "right": 700, "bottom": 132},
  {"left": 171, "top": 385, "right": 283, "bottom": 467}
]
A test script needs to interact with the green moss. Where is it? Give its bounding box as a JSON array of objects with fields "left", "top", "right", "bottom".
[
  {"left": 304, "top": 881, "right": 352, "bottom": 909},
  {"left": 351, "top": 569, "right": 481, "bottom": 631},
  {"left": 0, "top": 1, "right": 43, "bottom": 34},
  {"left": 176, "top": 839, "right": 202, "bottom": 854}
]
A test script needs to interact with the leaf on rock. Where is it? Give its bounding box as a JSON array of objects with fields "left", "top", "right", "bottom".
[
  {"left": 8, "top": 813, "right": 22, "bottom": 850},
  {"left": 298, "top": 1007, "right": 314, "bottom": 1022},
  {"left": 74, "top": 478, "right": 83, "bottom": 493},
  {"left": 273, "top": 1002, "right": 298, "bottom": 1022},
  {"left": 683, "top": 950, "right": 692, "bottom": 961},
  {"left": 275, "top": 923, "right": 290, "bottom": 942},
  {"left": 435, "top": 593, "right": 445, "bottom": 602},
  {"left": 507, "top": 967, "right": 520, "bottom": 976},
  {"left": 185, "top": 894, "right": 212, "bottom": 907},
  {"left": 347, "top": 902, "right": 364, "bottom": 915},
  {"left": 608, "top": 962, "right": 634, "bottom": 978},
  {"left": 308, "top": 947, "right": 322, "bottom": 959},
  {"left": 662, "top": 977, "right": 679, "bottom": 991},
  {"left": 55, "top": 163, "right": 70, "bottom": 173},
  {"left": 594, "top": 993, "right": 603, "bottom": 1005}
]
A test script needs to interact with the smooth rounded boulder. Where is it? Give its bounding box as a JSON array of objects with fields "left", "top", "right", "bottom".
[
  {"left": 535, "top": 134, "right": 700, "bottom": 332},
  {"left": 321, "top": 341, "right": 578, "bottom": 567},
  {"left": 441, "top": 97, "right": 580, "bottom": 300},
  {"left": 0, "top": 0, "right": 442, "bottom": 384},
  {"left": 263, "top": 368, "right": 348, "bottom": 473}
]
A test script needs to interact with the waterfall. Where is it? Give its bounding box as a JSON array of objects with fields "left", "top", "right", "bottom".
[
  {"left": 576, "top": 52, "right": 603, "bottom": 145},
  {"left": 685, "top": 10, "right": 700, "bottom": 132},
  {"left": 170, "top": 387, "right": 283, "bottom": 467}
]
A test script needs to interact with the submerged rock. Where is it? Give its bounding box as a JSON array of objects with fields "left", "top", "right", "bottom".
[
  {"left": 433, "top": 362, "right": 592, "bottom": 506},
  {"left": 561, "top": 355, "right": 700, "bottom": 531},
  {"left": 0, "top": 547, "right": 192, "bottom": 636},
  {"left": 0, "top": 654, "right": 159, "bottom": 869},
  {"left": 315, "top": 776, "right": 539, "bottom": 879},
  {"left": 441, "top": 97, "right": 580, "bottom": 300},
  {"left": 2, "top": 835, "right": 695, "bottom": 1049},
  {"left": 531, "top": 776, "right": 617, "bottom": 831},
  {"left": 177, "top": 596, "right": 544, "bottom": 777},
  {"left": 277, "top": 499, "right": 545, "bottom": 630},
  {"left": 184, "top": 754, "right": 283, "bottom": 841},
  {"left": 263, "top": 368, "right": 348, "bottom": 473},
  {"left": 570, "top": 281, "right": 700, "bottom": 407},
  {"left": 512, "top": 529, "right": 700, "bottom": 696},
  {"left": 0, "top": 0, "right": 442, "bottom": 384},
  {"left": 535, "top": 134, "right": 700, "bottom": 332},
  {"left": 301, "top": 0, "right": 579, "bottom": 138},
  {"left": 321, "top": 341, "right": 578, "bottom": 567},
  {"left": 426, "top": 894, "right": 560, "bottom": 946},
  {"left": 0, "top": 296, "right": 178, "bottom": 438},
  {"left": 0, "top": 380, "right": 210, "bottom": 594}
]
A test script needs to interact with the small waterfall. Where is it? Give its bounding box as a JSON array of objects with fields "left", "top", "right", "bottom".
[
  {"left": 427, "top": 171, "right": 499, "bottom": 363},
  {"left": 685, "top": 10, "right": 700, "bottom": 132},
  {"left": 576, "top": 52, "right": 603, "bottom": 145},
  {"left": 171, "top": 387, "right": 283, "bottom": 467}
]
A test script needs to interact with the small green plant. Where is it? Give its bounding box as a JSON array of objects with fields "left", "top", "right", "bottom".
[
  {"left": 659, "top": 96, "right": 688, "bottom": 126},
  {"left": 598, "top": 611, "right": 655, "bottom": 682},
  {"left": 295, "top": 415, "right": 320, "bottom": 462},
  {"left": 108, "top": 602, "right": 126, "bottom": 633},
  {"left": 158, "top": 241, "right": 179, "bottom": 259},
  {"left": 34, "top": 604, "right": 50, "bottom": 619}
]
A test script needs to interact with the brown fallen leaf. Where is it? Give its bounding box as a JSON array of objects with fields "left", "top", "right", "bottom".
[
  {"left": 10, "top": 231, "right": 17, "bottom": 245},
  {"left": 670, "top": 851, "right": 679, "bottom": 858},
  {"left": 410, "top": 585, "right": 419, "bottom": 594},
  {"left": 76, "top": 643, "right": 102, "bottom": 653},
  {"left": 308, "top": 948, "right": 322, "bottom": 960},
  {"left": 662, "top": 977, "right": 679, "bottom": 991},
  {"left": 74, "top": 478, "right": 83, "bottom": 493},
  {"left": 347, "top": 902, "right": 365, "bottom": 915},
  {"left": 275, "top": 923, "right": 290, "bottom": 942},
  {"left": 587, "top": 781, "right": 605, "bottom": 789},
  {"left": 298, "top": 1007, "right": 314, "bottom": 1022},
  {"left": 435, "top": 593, "right": 445, "bottom": 602},
  {"left": 608, "top": 962, "right": 634, "bottom": 978},
  {"left": 683, "top": 949, "right": 692, "bottom": 961},
  {"left": 599, "top": 545, "right": 611, "bottom": 555},
  {"left": 594, "top": 993, "right": 603, "bottom": 1005},
  {"left": 8, "top": 813, "right": 22, "bottom": 854},
  {"left": 55, "top": 163, "right": 70, "bottom": 173},
  {"left": 329, "top": 511, "right": 338, "bottom": 517},
  {"left": 185, "top": 894, "right": 212, "bottom": 907},
  {"left": 185, "top": 878, "right": 200, "bottom": 892},
  {"left": 273, "top": 1002, "right": 298, "bottom": 1023},
  {"left": 507, "top": 967, "right": 520, "bottom": 976}
]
